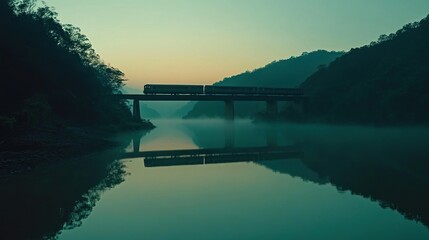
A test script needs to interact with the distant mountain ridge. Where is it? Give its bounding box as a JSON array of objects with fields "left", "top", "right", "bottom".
[
  {"left": 215, "top": 50, "right": 343, "bottom": 88},
  {"left": 185, "top": 50, "right": 343, "bottom": 118}
]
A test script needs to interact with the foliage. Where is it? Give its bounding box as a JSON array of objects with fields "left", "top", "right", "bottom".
[
  {"left": 185, "top": 50, "right": 343, "bottom": 118},
  {"left": 0, "top": 0, "right": 132, "bottom": 125},
  {"left": 302, "top": 15, "right": 429, "bottom": 125}
]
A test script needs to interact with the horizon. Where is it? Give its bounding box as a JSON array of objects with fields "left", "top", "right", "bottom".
[{"left": 45, "top": 0, "right": 429, "bottom": 88}]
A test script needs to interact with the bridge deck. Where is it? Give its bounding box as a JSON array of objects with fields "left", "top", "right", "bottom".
[{"left": 117, "top": 94, "right": 306, "bottom": 101}]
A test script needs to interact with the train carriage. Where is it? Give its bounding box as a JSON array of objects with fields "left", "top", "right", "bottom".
[
  {"left": 144, "top": 84, "right": 204, "bottom": 95},
  {"left": 257, "top": 87, "right": 304, "bottom": 96},
  {"left": 143, "top": 84, "right": 303, "bottom": 96},
  {"left": 205, "top": 86, "right": 258, "bottom": 95}
]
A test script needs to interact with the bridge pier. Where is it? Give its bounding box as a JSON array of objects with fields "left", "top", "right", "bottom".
[
  {"left": 133, "top": 99, "right": 141, "bottom": 122},
  {"left": 133, "top": 133, "right": 141, "bottom": 153},
  {"left": 266, "top": 100, "right": 278, "bottom": 120},
  {"left": 224, "top": 100, "right": 235, "bottom": 121},
  {"left": 116, "top": 92, "right": 306, "bottom": 122}
]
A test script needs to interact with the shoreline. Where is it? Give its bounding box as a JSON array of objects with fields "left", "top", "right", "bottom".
[{"left": 0, "top": 122, "right": 154, "bottom": 176}]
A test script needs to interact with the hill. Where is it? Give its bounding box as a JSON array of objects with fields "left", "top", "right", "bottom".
[
  {"left": 301, "top": 15, "right": 429, "bottom": 125},
  {"left": 0, "top": 0, "right": 153, "bottom": 175},
  {"left": 0, "top": 1, "right": 142, "bottom": 131},
  {"left": 185, "top": 50, "right": 343, "bottom": 118}
]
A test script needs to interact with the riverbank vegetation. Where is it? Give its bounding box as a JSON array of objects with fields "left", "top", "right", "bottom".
[
  {"left": 300, "top": 14, "right": 429, "bottom": 125},
  {"left": 0, "top": 0, "right": 153, "bottom": 174}
]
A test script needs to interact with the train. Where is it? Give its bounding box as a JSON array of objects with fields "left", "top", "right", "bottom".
[{"left": 143, "top": 84, "right": 303, "bottom": 96}]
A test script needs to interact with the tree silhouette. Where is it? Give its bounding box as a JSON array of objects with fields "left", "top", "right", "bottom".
[
  {"left": 185, "top": 50, "right": 343, "bottom": 119},
  {"left": 0, "top": 0, "right": 132, "bottom": 129},
  {"left": 302, "top": 15, "right": 429, "bottom": 125}
]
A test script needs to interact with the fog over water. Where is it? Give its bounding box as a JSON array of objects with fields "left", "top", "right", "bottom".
[
  {"left": 2, "top": 120, "right": 429, "bottom": 239},
  {"left": 63, "top": 120, "right": 429, "bottom": 239}
]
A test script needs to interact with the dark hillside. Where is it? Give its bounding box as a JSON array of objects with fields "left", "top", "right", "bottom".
[
  {"left": 185, "top": 50, "right": 343, "bottom": 118},
  {"left": 0, "top": 0, "right": 134, "bottom": 130},
  {"left": 215, "top": 50, "right": 343, "bottom": 88},
  {"left": 0, "top": 0, "right": 153, "bottom": 175},
  {"left": 302, "top": 15, "right": 429, "bottom": 125}
]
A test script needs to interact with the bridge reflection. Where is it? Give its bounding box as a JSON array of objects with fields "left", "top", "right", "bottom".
[
  {"left": 121, "top": 146, "right": 300, "bottom": 167},
  {"left": 124, "top": 121, "right": 296, "bottom": 167}
]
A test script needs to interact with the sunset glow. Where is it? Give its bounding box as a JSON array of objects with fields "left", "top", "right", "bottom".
[{"left": 45, "top": 0, "right": 429, "bottom": 87}]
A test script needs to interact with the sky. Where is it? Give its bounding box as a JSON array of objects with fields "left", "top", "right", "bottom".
[{"left": 45, "top": 0, "right": 429, "bottom": 88}]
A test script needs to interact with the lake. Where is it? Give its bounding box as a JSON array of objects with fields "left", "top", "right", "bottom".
[{"left": 1, "top": 120, "right": 429, "bottom": 240}]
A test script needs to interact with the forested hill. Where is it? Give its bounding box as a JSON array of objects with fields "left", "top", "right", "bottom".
[
  {"left": 0, "top": 0, "right": 133, "bottom": 129},
  {"left": 185, "top": 50, "right": 343, "bottom": 118},
  {"left": 214, "top": 50, "right": 343, "bottom": 88},
  {"left": 302, "top": 15, "right": 429, "bottom": 125}
]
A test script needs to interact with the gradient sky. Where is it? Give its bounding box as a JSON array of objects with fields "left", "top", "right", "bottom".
[{"left": 45, "top": 0, "right": 429, "bottom": 87}]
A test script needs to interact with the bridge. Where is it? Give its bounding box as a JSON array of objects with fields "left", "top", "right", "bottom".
[
  {"left": 116, "top": 91, "right": 306, "bottom": 121},
  {"left": 121, "top": 145, "right": 300, "bottom": 167}
]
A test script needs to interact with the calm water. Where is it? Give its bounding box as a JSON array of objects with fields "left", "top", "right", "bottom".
[{"left": 1, "top": 120, "right": 429, "bottom": 240}]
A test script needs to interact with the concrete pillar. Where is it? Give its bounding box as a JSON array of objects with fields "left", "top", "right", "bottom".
[
  {"left": 133, "top": 134, "right": 141, "bottom": 153},
  {"left": 224, "top": 100, "right": 235, "bottom": 121},
  {"left": 266, "top": 100, "right": 278, "bottom": 120},
  {"left": 133, "top": 99, "right": 141, "bottom": 122}
]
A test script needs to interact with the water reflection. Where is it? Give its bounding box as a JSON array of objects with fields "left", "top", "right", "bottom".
[
  {"left": 128, "top": 120, "right": 429, "bottom": 232},
  {"left": 57, "top": 120, "right": 429, "bottom": 239},
  {"left": 125, "top": 122, "right": 293, "bottom": 167},
  {"left": 274, "top": 125, "right": 429, "bottom": 228},
  {"left": 0, "top": 131, "right": 149, "bottom": 240},
  {"left": 188, "top": 122, "right": 429, "bottom": 229},
  {"left": 2, "top": 121, "right": 429, "bottom": 239}
]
